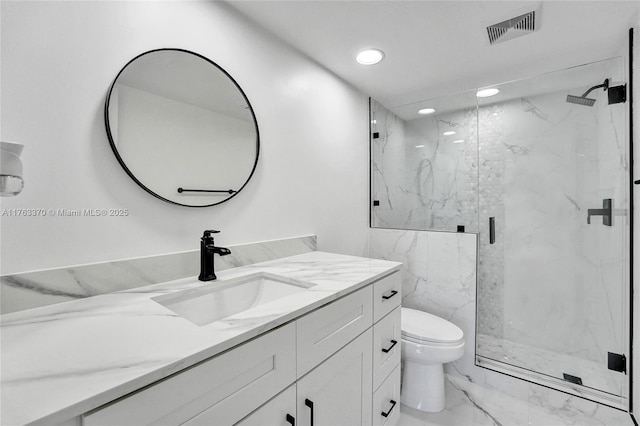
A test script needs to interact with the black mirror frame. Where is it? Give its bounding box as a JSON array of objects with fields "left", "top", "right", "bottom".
[{"left": 104, "top": 48, "right": 260, "bottom": 207}]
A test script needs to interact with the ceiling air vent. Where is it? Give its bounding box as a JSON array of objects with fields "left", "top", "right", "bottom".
[{"left": 486, "top": 4, "right": 541, "bottom": 45}]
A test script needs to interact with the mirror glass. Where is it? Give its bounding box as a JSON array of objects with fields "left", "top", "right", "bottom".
[{"left": 105, "top": 49, "right": 259, "bottom": 207}]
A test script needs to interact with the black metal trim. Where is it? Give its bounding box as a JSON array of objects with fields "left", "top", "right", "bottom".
[
  {"left": 562, "top": 373, "right": 583, "bottom": 385},
  {"left": 629, "top": 26, "right": 635, "bottom": 414},
  {"left": 177, "top": 188, "right": 236, "bottom": 194},
  {"left": 369, "top": 97, "right": 373, "bottom": 228},
  {"left": 475, "top": 360, "right": 628, "bottom": 412},
  {"left": 608, "top": 352, "right": 627, "bottom": 374},
  {"left": 104, "top": 48, "right": 260, "bottom": 208},
  {"left": 489, "top": 217, "right": 496, "bottom": 244}
]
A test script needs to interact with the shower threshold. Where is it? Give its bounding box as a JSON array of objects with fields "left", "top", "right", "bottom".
[{"left": 475, "top": 333, "right": 628, "bottom": 410}]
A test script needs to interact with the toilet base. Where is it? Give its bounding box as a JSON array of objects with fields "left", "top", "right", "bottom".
[{"left": 401, "top": 361, "right": 445, "bottom": 412}]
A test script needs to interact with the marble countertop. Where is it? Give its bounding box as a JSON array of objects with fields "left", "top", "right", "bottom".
[{"left": 1, "top": 251, "right": 400, "bottom": 426}]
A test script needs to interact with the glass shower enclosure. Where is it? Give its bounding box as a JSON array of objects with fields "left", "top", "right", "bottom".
[
  {"left": 370, "top": 57, "right": 631, "bottom": 409},
  {"left": 475, "top": 57, "right": 630, "bottom": 409}
]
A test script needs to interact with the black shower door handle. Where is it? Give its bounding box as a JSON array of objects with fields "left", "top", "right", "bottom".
[{"left": 489, "top": 217, "right": 496, "bottom": 244}]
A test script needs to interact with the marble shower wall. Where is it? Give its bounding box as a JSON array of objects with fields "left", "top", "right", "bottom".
[
  {"left": 369, "top": 227, "right": 631, "bottom": 417},
  {"left": 368, "top": 228, "right": 480, "bottom": 382},
  {"left": 371, "top": 57, "right": 629, "bottom": 375},
  {"left": 370, "top": 99, "right": 478, "bottom": 232},
  {"left": 1, "top": 235, "right": 317, "bottom": 314}
]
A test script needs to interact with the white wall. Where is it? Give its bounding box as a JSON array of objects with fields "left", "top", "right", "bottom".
[{"left": 0, "top": 1, "right": 370, "bottom": 274}]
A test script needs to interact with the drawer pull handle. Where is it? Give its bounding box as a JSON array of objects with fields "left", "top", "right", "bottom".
[
  {"left": 382, "top": 290, "right": 398, "bottom": 300},
  {"left": 305, "top": 398, "right": 314, "bottom": 426},
  {"left": 286, "top": 413, "right": 295, "bottom": 426},
  {"left": 381, "top": 399, "right": 397, "bottom": 418},
  {"left": 381, "top": 339, "right": 398, "bottom": 353}
]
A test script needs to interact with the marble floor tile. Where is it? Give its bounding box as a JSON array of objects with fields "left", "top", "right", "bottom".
[
  {"left": 397, "top": 375, "right": 634, "bottom": 426},
  {"left": 477, "top": 333, "right": 621, "bottom": 397}
]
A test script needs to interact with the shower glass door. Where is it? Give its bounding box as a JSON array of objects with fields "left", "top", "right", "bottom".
[{"left": 475, "top": 57, "right": 630, "bottom": 408}]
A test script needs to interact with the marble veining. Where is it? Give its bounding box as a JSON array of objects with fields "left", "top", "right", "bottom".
[
  {"left": 1, "top": 251, "right": 400, "bottom": 426},
  {"left": 370, "top": 98, "right": 479, "bottom": 234},
  {"left": 398, "top": 374, "right": 634, "bottom": 426},
  {"left": 369, "top": 228, "right": 479, "bottom": 383},
  {"left": 371, "top": 57, "right": 630, "bottom": 403},
  {"left": 369, "top": 227, "right": 629, "bottom": 421},
  {"left": 477, "top": 333, "right": 622, "bottom": 398},
  {"left": 1, "top": 235, "right": 317, "bottom": 314}
]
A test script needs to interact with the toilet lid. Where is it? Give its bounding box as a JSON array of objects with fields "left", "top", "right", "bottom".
[{"left": 401, "top": 307, "right": 464, "bottom": 344}]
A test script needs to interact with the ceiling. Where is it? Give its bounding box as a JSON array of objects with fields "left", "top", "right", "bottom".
[{"left": 226, "top": 0, "right": 639, "bottom": 108}]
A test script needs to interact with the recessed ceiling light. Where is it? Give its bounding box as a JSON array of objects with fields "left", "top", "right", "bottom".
[
  {"left": 476, "top": 88, "right": 500, "bottom": 98},
  {"left": 415, "top": 145, "right": 425, "bottom": 148},
  {"left": 452, "top": 139, "right": 465, "bottom": 144},
  {"left": 418, "top": 108, "right": 436, "bottom": 115},
  {"left": 356, "top": 49, "right": 384, "bottom": 65},
  {"left": 443, "top": 131, "right": 456, "bottom": 136}
]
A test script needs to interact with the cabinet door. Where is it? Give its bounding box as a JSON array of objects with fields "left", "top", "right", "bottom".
[
  {"left": 297, "top": 329, "right": 372, "bottom": 426},
  {"left": 235, "top": 385, "right": 296, "bottom": 426}
]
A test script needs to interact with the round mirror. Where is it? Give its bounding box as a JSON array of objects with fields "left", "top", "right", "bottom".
[{"left": 105, "top": 49, "right": 259, "bottom": 207}]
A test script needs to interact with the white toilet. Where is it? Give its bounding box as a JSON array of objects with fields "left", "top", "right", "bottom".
[{"left": 400, "top": 307, "right": 465, "bottom": 412}]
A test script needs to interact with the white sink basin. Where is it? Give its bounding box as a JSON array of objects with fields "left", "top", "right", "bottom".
[{"left": 153, "top": 272, "right": 315, "bottom": 326}]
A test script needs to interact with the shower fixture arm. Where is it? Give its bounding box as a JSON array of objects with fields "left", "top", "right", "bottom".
[{"left": 580, "top": 79, "right": 609, "bottom": 98}]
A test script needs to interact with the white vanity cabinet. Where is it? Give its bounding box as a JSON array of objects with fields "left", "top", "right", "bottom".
[
  {"left": 83, "top": 270, "right": 401, "bottom": 426},
  {"left": 371, "top": 272, "right": 402, "bottom": 426},
  {"left": 235, "top": 385, "right": 297, "bottom": 426},
  {"left": 83, "top": 323, "right": 297, "bottom": 426}
]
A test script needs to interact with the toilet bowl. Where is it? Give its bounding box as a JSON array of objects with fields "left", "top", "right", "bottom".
[{"left": 401, "top": 307, "right": 464, "bottom": 413}]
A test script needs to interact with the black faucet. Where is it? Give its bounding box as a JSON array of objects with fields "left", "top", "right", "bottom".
[{"left": 199, "top": 230, "right": 231, "bottom": 281}]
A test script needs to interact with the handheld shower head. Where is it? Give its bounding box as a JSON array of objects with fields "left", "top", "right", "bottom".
[{"left": 566, "top": 79, "right": 609, "bottom": 107}]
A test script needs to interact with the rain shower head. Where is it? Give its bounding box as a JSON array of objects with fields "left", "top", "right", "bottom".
[
  {"left": 566, "top": 79, "right": 609, "bottom": 107},
  {"left": 566, "top": 95, "right": 596, "bottom": 107}
]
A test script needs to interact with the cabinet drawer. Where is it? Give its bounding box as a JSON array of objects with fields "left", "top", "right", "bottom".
[
  {"left": 372, "top": 364, "right": 401, "bottom": 426},
  {"left": 234, "top": 384, "right": 296, "bottom": 426},
  {"left": 373, "top": 306, "right": 401, "bottom": 391},
  {"left": 373, "top": 271, "right": 401, "bottom": 323},
  {"left": 84, "top": 323, "right": 296, "bottom": 426},
  {"left": 297, "top": 285, "right": 373, "bottom": 377}
]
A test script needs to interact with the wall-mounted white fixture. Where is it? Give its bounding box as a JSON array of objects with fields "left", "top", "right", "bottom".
[
  {"left": 476, "top": 88, "right": 500, "bottom": 98},
  {"left": 452, "top": 139, "right": 465, "bottom": 144},
  {"left": 1, "top": 141, "right": 24, "bottom": 197},
  {"left": 443, "top": 131, "right": 456, "bottom": 136},
  {"left": 356, "top": 48, "right": 384, "bottom": 65},
  {"left": 415, "top": 145, "right": 425, "bottom": 148},
  {"left": 418, "top": 108, "right": 436, "bottom": 115}
]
